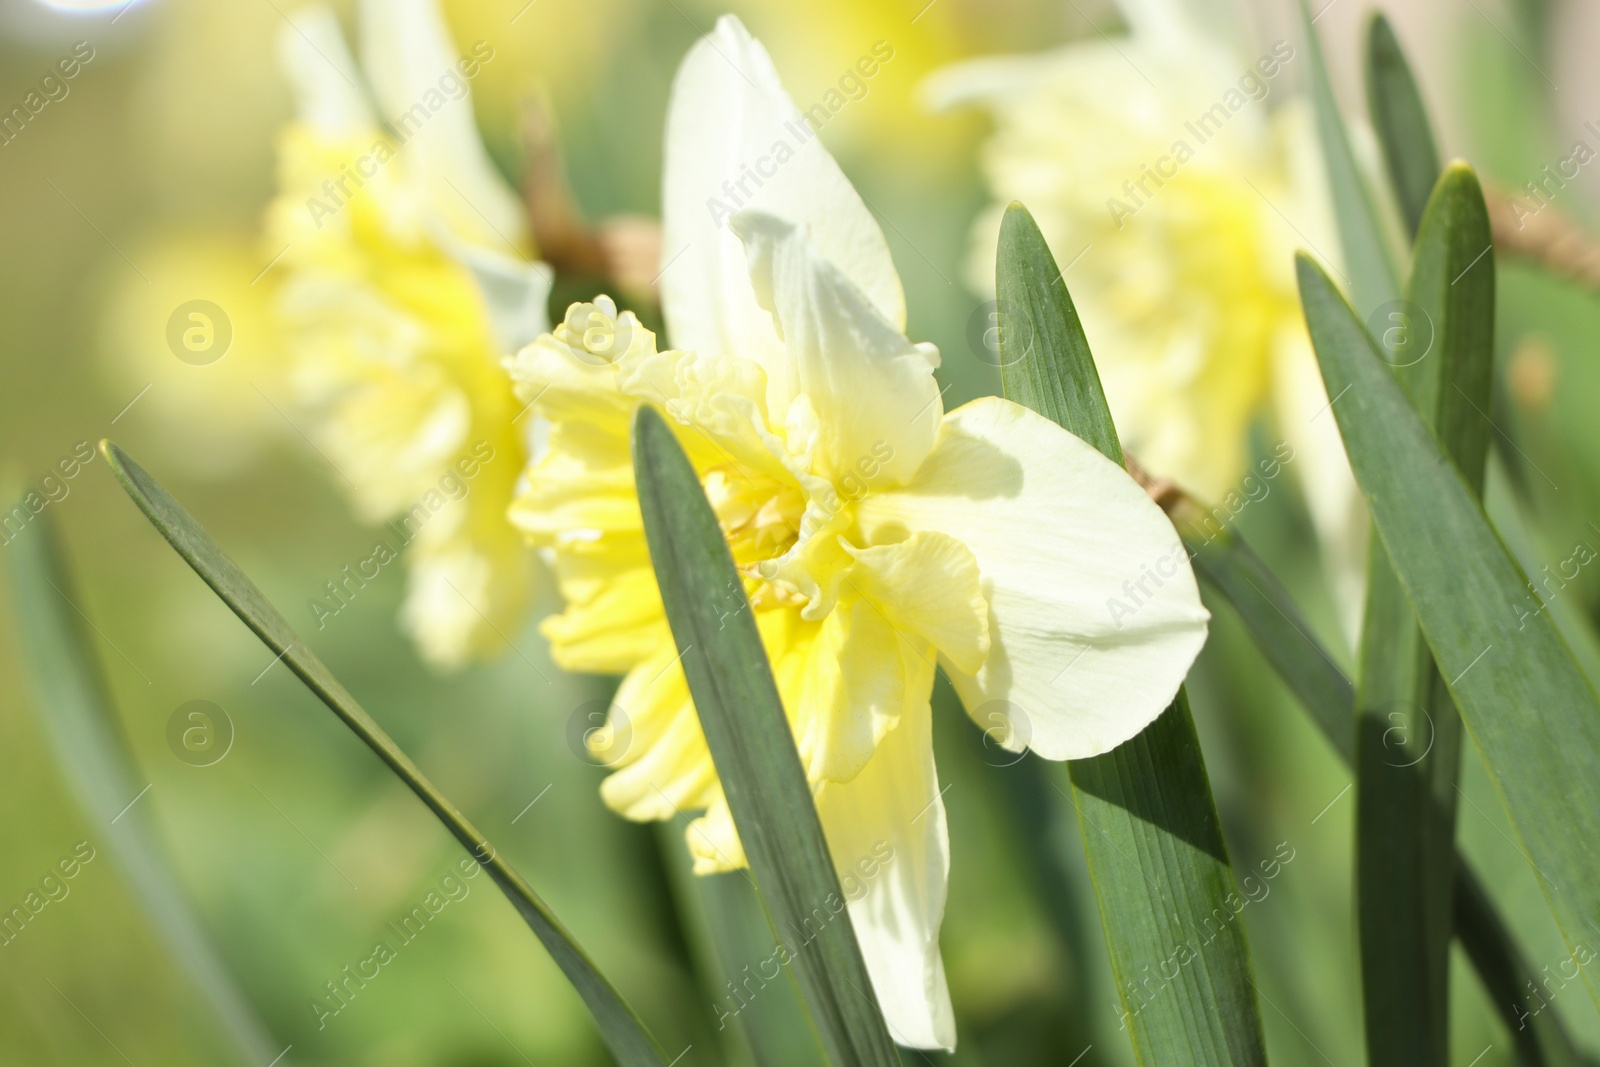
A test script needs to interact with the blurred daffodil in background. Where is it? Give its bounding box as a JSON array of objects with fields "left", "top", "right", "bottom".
[
  {"left": 927, "top": 0, "right": 1369, "bottom": 628},
  {"left": 98, "top": 231, "right": 287, "bottom": 477},
  {"left": 265, "top": 0, "right": 552, "bottom": 668},
  {"left": 506, "top": 16, "right": 1210, "bottom": 1049}
]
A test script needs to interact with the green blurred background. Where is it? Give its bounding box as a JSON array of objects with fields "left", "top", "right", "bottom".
[{"left": 3, "top": 0, "right": 1599, "bottom": 1063}]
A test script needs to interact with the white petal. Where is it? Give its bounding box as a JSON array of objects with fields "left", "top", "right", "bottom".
[
  {"left": 857, "top": 397, "right": 1209, "bottom": 760},
  {"left": 1114, "top": 0, "right": 1205, "bottom": 52},
  {"left": 660, "top": 14, "right": 904, "bottom": 399},
  {"left": 358, "top": 0, "right": 527, "bottom": 251},
  {"left": 844, "top": 532, "right": 989, "bottom": 676},
  {"left": 438, "top": 235, "right": 553, "bottom": 353},
  {"left": 816, "top": 662, "right": 955, "bottom": 1051},
  {"left": 278, "top": 5, "right": 371, "bottom": 134},
  {"left": 731, "top": 211, "right": 941, "bottom": 487}
]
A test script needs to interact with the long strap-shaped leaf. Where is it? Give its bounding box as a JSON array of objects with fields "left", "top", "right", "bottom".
[
  {"left": 99, "top": 442, "right": 669, "bottom": 1067},
  {"left": 1298, "top": 0, "right": 1401, "bottom": 319},
  {"left": 655, "top": 821, "right": 824, "bottom": 1067},
  {"left": 6, "top": 509, "right": 285, "bottom": 1066},
  {"left": 631, "top": 406, "right": 900, "bottom": 1067},
  {"left": 997, "top": 203, "right": 1268, "bottom": 1065},
  {"left": 1187, "top": 527, "right": 1592, "bottom": 1067},
  {"left": 1365, "top": 13, "right": 1442, "bottom": 240},
  {"left": 1297, "top": 256, "right": 1600, "bottom": 1012},
  {"left": 1354, "top": 165, "right": 1494, "bottom": 1066}
]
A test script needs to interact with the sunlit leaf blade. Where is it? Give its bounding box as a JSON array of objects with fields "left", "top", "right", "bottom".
[
  {"left": 5, "top": 509, "right": 283, "bottom": 1066},
  {"left": 1365, "top": 13, "right": 1442, "bottom": 239},
  {"left": 1354, "top": 163, "right": 1495, "bottom": 1067},
  {"left": 1297, "top": 254, "right": 1600, "bottom": 1011},
  {"left": 998, "top": 202, "right": 1269, "bottom": 1065},
  {"left": 631, "top": 406, "right": 899, "bottom": 1067},
  {"left": 994, "top": 199, "right": 1118, "bottom": 454},
  {"left": 1298, "top": 0, "right": 1401, "bottom": 318},
  {"left": 1188, "top": 525, "right": 1593, "bottom": 1066},
  {"left": 98, "top": 442, "right": 669, "bottom": 1067}
]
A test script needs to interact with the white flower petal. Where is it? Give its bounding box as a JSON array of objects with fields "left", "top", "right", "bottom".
[
  {"left": 440, "top": 236, "right": 553, "bottom": 353},
  {"left": 857, "top": 396, "right": 1209, "bottom": 760},
  {"left": 816, "top": 665, "right": 954, "bottom": 1051},
  {"left": 358, "top": 0, "right": 526, "bottom": 251},
  {"left": 844, "top": 531, "right": 989, "bottom": 676},
  {"left": 279, "top": 5, "right": 371, "bottom": 134},
  {"left": 660, "top": 14, "right": 904, "bottom": 399},
  {"left": 731, "top": 210, "right": 941, "bottom": 488}
]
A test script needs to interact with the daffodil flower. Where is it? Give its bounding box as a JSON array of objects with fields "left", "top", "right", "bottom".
[
  {"left": 926, "top": 0, "right": 1368, "bottom": 628},
  {"left": 507, "top": 16, "right": 1208, "bottom": 1049},
  {"left": 267, "top": 0, "right": 550, "bottom": 666}
]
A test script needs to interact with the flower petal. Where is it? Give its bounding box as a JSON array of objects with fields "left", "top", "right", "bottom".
[
  {"left": 660, "top": 15, "right": 904, "bottom": 393},
  {"left": 437, "top": 237, "right": 553, "bottom": 353},
  {"left": 358, "top": 0, "right": 527, "bottom": 252},
  {"left": 816, "top": 669, "right": 955, "bottom": 1051},
  {"left": 844, "top": 532, "right": 989, "bottom": 676},
  {"left": 731, "top": 211, "right": 942, "bottom": 489},
  {"left": 857, "top": 396, "right": 1209, "bottom": 760},
  {"left": 599, "top": 645, "right": 718, "bottom": 820},
  {"left": 279, "top": 5, "right": 370, "bottom": 134},
  {"left": 399, "top": 522, "right": 536, "bottom": 669},
  {"left": 793, "top": 596, "right": 911, "bottom": 785}
]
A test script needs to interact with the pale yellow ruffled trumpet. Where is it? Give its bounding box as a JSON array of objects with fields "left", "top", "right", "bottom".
[
  {"left": 926, "top": 0, "right": 1368, "bottom": 630},
  {"left": 266, "top": 0, "right": 549, "bottom": 667},
  {"left": 507, "top": 15, "right": 1209, "bottom": 1050}
]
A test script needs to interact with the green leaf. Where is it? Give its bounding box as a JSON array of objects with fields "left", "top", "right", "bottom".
[
  {"left": 5, "top": 508, "right": 284, "bottom": 1066},
  {"left": 998, "top": 202, "right": 1268, "bottom": 1065},
  {"left": 994, "top": 199, "right": 1119, "bottom": 456},
  {"left": 1297, "top": 253, "right": 1600, "bottom": 1012},
  {"left": 1455, "top": 866, "right": 1594, "bottom": 1067},
  {"left": 655, "top": 821, "right": 825, "bottom": 1067},
  {"left": 1353, "top": 163, "right": 1495, "bottom": 1067},
  {"left": 1188, "top": 524, "right": 1591, "bottom": 1066},
  {"left": 98, "top": 442, "right": 670, "bottom": 1067},
  {"left": 1364, "top": 13, "right": 1443, "bottom": 239},
  {"left": 1298, "top": 0, "right": 1402, "bottom": 318},
  {"left": 1184, "top": 528, "right": 1352, "bottom": 761},
  {"left": 631, "top": 405, "right": 899, "bottom": 1067}
]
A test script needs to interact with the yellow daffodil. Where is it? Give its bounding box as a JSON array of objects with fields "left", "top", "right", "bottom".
[
  {"left": 507, "top": 16, "right": 1209, "bottom": 1049},
  {"left": 266, "top": 0, "right": 551, "bottom": 667},
  {"left": 926, "top": 0, "right": 1368, "bottom": 627}
]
